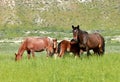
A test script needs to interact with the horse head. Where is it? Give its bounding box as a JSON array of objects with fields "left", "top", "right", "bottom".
[
  {"left": 53, "top": 38, "right": 58, "bottom": 54},
  {"left": 70, "top": 39, "right": 78, "bottom": 44},
  {"left": 15, "top": 53, "right": 22, "bottom": 61},
  {"left": 53, "top": 38, "right": 57, "bottom": 49},
  {"left": 47, "top": 38, "right": 58, "bottom": 56},
  {"left": 72, "top": 25, "right": 80, "bottom": 41}
]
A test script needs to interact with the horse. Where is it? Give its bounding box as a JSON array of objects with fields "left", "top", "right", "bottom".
[
  {"left": 57, "top": 39, "right": 85, "bottom": 58},
  {"left": 15, "top": 37, "right": 57, "bottom": 61},
  {"left": 72, "top": 25, "right": 105, "bottom": 56}
]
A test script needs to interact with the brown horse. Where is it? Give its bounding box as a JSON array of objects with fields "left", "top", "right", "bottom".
[
  {"left": 72, "top": 25, "right": 105, "bottom": 56},
  {"left": 15, "top": 37, "right": 57, "bottom": 61},
  {"left": 57, "top": 39, "right": 85, "bottom": 58}
]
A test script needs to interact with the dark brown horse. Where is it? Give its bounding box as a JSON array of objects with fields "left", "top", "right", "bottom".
[
  {"left": 72, "top": 25, "right": 105, "bottom": 56},
  {"left": 57, "top": 39, "right": 85, "bottom": 58},
  {"left": 15, "top": 37, "right": 57, "bottom": 61}
]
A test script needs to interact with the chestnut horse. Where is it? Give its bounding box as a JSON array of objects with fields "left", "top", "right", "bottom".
[
  {"left": 15, "top": 37, "right": 57, "bottom": 61},
  {"left": 57, "top": 39, "right": 85, "bottom": 58},
  {"left": 72, "top": 25, "right": 105, "bottom": 56}
]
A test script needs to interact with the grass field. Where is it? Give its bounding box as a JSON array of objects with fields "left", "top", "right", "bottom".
[{"left": 0, "top": 51, "right": 120, "bottom": 82}]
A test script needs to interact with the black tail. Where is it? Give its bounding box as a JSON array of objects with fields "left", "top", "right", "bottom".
[
  {"left": 100, "top": 35, "right": 105, "bottom": 55},
  {"left": 102, "top": 37, "right": 105, "bottom": 54}
]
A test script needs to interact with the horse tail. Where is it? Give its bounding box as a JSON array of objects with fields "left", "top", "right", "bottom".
[
  {"left": 102, "top": 37, "right": 105, "bottom": 54},
  {"left": 98, "top": 34, "right": 105, "bottom": 54}
]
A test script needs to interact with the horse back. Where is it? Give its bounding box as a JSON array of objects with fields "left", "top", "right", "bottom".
[
  {"left": 57, "top": 40, "right": 70, "bottom": 54},
  {"left": 61, "top": 40, "right": 70, "bottom": 51},
  {"left": 25, "top": 37, "right": 51, "bottom": 51}
]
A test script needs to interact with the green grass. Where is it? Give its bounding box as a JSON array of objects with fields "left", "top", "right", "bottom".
[
  {"left": 0, "top": 32, "right": 119, "bottom": 82},
  {"left": 0, "top": 53, "right": 119, "bottom": 82},
  {"left": 0, "top": 41, "right": 120, "bottom": 82}
]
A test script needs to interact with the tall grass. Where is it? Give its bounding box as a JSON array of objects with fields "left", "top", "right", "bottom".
[
  {"left": 0, "top": 41, "right": 120, "bottom": 82},
  {"left": 0, "top": 53, "right": 119, "bottom": 82}
]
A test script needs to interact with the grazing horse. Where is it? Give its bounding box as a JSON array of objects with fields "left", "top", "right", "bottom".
[
  {"left": 57, "top": 39, "right": 85, "bottom": 58},
  {"left": 72, "top": 25, "right": 105, "bottom": 56},
  {"left": 15, "top": 37, "right": 57, "bottom": 61}
]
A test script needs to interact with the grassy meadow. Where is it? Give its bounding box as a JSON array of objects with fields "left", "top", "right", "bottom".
[
  {"left": 0, "top": 53, "right": 120, "bottom": 82},
  {"left": 0, "top": 0, "right": 120, "bottom": 82}
]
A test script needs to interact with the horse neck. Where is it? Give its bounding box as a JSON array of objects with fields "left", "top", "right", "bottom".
[
  {"left": 78, "top": 30, "right": 84, "bottom": 42},
  {"left": 48, "top": 37, "right": 53, "bottom": 46},
  {"left": 17, "top": 40, "right": 27, "bottom": 56}
]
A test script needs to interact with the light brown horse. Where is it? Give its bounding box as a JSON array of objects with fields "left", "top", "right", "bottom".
[
  {"left": 15, "top": 37, "right": 57, "bottom": 61},
  {"left": 72, "top": 25, "right": 105, "bottom": 56},
  {"left": 57, "top": 39, "right": 85, "bottom": 58}
]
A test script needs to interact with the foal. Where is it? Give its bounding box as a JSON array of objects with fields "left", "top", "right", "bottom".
[{"left": 57, "top": 39, "right": 81, "bottom": 58}]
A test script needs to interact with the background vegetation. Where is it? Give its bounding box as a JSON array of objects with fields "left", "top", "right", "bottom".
[{"left": 0, "top": 0, "right": 120, "bottom": 30}]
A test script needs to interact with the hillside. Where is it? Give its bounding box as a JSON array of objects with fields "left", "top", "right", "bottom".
[{"left": 0, "top": 0, "right": 120, "bottom": 30}]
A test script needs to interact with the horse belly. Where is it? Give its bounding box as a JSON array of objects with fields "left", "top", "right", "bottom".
[
  {"left": 87, "top": 38, "right": 99, "bottom": 49},
  {"left": 34, "top": 44, "right": 46, "bottom": 52},
  {"left": 27, "top": 42, "right": 46, "bottom": 52}
]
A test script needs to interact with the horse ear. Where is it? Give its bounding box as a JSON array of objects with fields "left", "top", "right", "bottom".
[
  {"left": 54, "top": 38, "right": 57, "bottom": 41},
  {"left": 77, "top": 25, "right": 79, "bottom": 29},
  {"left": 72, "top": 25, "right": 74, "bottom": 29},
  {"left": 15, "top": 53, "right": 17, "bottom": 56},
  {"left": 53, "top": 38, "right": 57, "bottom": 42}
]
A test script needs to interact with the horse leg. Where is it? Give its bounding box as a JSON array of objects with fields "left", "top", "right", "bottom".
[
  {"left": 31, "top": 50, "right": 35, "bottom": 58},
  {"left": 80, "top": 49, "right": 84, "bottom": 55},
  {"left": 94, "top": 47, "right": 101, "bottom": 56},
  {"left": 75, "top": 52, "right": 80, "bottom": 59},
  {"left": 59, "top": 50, "right": 64, "bottom": 58},
  {"left": 27, "top": 50, "right": 31, "bottom": 59},
  {"left": 99, "top": 47, "right": 104, "bottom": 55},
  {"left": 46, "top": 49, "right": 50, "bottom": 58},
  {"left": 86, "top": 47, "right": 90, "bottom": 56},
  {"left": 93, "top": 49, "right": 98, "bottom": 55}
]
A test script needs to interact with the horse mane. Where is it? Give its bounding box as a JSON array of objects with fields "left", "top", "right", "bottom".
[
  {"left": 78, "top": 29, "right": 88, "bottom": 36},
  {"left": 47, "top": 37, "right": 54, "bottom": 46},
  {"left": 17, "top": 38, "right": 27, "bottom": 55}
]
